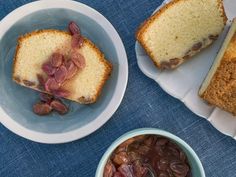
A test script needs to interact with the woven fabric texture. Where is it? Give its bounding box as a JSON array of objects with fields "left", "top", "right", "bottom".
[{"left": 0, "top": 0, "right": 236, "bottom": 177}]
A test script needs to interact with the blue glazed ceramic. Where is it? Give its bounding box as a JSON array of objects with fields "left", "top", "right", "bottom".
[
  {"left": 96, "top": 128, "right": 205, "bottom": 177},
  {"left": 0, "top": 0, "right": 128, "bottom": 143}
]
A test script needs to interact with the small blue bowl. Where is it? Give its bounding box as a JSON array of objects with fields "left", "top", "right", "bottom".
[
  {"left": 0, "top": 0, "right": 128, "bottom": 143},
  {"left": 96, "top": 128, "right": 205, "bottom": 177}
]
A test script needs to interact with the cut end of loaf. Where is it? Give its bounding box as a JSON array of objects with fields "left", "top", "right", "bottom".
[
  {"left": 136, "top": 0, "right": 227, "bottom": 69},
  {"left": 13, "top": 29, "right": 112, "bottom": 104},
  {"left": 199, "top": 18, "right": 236, "bottom": 115}
]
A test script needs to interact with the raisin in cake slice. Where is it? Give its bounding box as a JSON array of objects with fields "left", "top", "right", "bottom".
[
  {"left": 199, "top": 18, "right": 236, "bottom": 115},
  {"left": 13, "top": 30, "right": 112, "bottom": 104},
  {"left": 136, "top": 0, "right": 227, "bottom": 69}
]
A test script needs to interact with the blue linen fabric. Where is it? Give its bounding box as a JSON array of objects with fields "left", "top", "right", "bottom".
[{"left": 0, "top": 0, "right": 236, "bottom": 177}]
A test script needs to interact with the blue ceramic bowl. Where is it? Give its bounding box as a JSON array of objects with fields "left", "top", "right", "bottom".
[
  {"left": 96, "top": 128, "right": 205, "bottom": 177},
  {"left": 0, "top": 0, "right": 128, "bottom": 143}
]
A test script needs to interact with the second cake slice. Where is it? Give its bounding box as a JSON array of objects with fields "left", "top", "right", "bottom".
[{"left": 136, "top": 0, "right": 227, "bottom": 69}]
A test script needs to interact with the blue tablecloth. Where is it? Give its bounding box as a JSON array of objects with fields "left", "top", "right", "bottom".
[{"left": 1, "top": 0, "right": 236, "bottom": 176}]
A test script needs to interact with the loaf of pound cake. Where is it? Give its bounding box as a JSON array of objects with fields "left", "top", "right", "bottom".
[
  {"left": 199, "top": 18, "right": 236, "bottom": 115},
  {"left": 13, "top": 29, "right": 112, "bottom": 104},
  {"left": 136, "top": 0, "right": 227, "bottom": 69}
]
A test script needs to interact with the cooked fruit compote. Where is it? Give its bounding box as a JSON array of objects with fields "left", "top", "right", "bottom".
[{"left": 104, "top": 135, "right": 192, "bottom": 177}]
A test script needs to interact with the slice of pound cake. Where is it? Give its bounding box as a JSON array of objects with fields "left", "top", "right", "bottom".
[
  {"left": 13, "top": 29, "right": 112, "bottom": 104},
  {"left": 199, "top": 18, "right": 236, "bottom": 115},
  {"left": 136, "top": 0, "right": 227, "bottom": 69}
]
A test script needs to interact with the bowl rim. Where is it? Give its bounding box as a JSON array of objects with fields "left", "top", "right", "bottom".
[
  {"left": 95, "top": 128, "right": 206, "bottom": 177},
  {"left": 0, "top": 0, "right": 128, "bottom": 144}
]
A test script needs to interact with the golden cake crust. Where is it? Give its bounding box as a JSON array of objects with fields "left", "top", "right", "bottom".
[{"left": 200, "top": 32, "right": 236, "bottom": 115}]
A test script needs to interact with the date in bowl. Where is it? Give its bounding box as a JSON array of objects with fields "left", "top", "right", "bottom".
[{"left": 96, "top": 128, "right": 205, "bottom": 177}]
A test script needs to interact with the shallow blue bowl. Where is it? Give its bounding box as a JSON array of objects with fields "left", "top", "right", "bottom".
[
  {"left": 0, "top": 0, "right": 128, "bottom": 143},
  {"left": 96, "top": 128, "right": 205, "bottom": 177}
]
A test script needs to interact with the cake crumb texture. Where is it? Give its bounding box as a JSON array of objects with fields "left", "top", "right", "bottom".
[
  {"left": 136, "top": 0, "right": 227, "bottom": 69},
  {"left": 13, "top": 29, "right": 112, "bottom": 104}
]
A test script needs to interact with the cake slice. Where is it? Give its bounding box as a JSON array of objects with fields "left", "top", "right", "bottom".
[
  {"left": 13, "top": 30, "right": 112, "bottom": 104},
  {"left": 136, "top": 0, "right": 227, "bottom": 69},
  {"left": 199, "top": 18, "right": 236, "bottom": 115}
]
